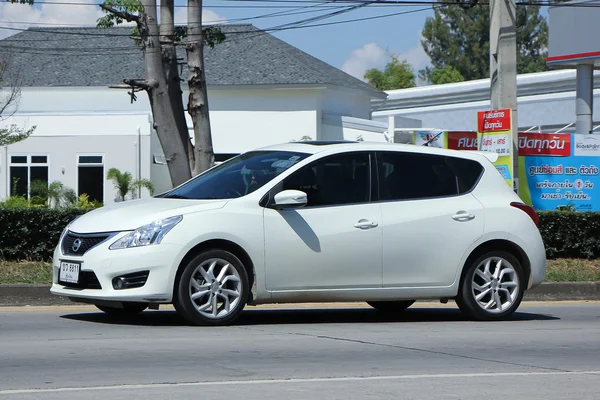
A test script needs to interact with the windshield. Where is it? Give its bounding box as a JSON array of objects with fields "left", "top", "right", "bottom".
[{"left": 159, "top": 150, "right": 310, "bottom": 200}]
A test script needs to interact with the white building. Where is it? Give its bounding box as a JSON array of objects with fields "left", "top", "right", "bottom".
[
  {"left": 0, "top": 24, "right": 388, "bottom": 204},
  {"left": 372, "top": 69, "right": 600, "bottom": 135}
]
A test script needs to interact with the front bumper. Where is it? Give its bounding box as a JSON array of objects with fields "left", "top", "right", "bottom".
[{"left": 50, "top": 234, "right": 187, "bottom": 304}]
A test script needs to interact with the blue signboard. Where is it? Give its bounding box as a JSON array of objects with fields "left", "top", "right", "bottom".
[{"left": 518, "top": 133, "right": 600, "bottom": 211}]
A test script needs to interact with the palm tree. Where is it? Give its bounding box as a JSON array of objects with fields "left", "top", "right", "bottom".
[{"left": 107, "top": 168, "right": 155, "bottom": 202}]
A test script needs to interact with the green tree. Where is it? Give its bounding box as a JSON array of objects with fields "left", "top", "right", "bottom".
[
  {"left": 364, "top": 56, "right": 416, "bottom": 91},
  {"left": 107, "top": 168, "right": 155, "bottom": 201},
  {"left": 420, "top": 1, "right": 553, "bottom": 81},
  {"left": 419, "top": 65, "right": 464, "bottom": 85}
]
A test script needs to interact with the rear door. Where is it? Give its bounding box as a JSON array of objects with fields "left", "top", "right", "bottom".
[{"left": 376, "top": 150, "right": 485, "bottom": 287}]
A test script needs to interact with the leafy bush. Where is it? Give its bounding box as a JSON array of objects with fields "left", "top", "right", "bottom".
[
  {"left": 0, "top": 208, "right": 89, "bottom": 261},
  {"left": 538, "top": 211, "right": 600, "bottom": 259}
]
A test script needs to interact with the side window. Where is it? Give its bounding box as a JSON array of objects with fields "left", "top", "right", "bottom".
[
  {"left": 377, "top": 151, "right": 459, "bottom": 201},
  {"left": 446, "top": 156, "right": 484, "bottom": 194},
  {"left": 281, "top": 152, "right": 371, "bottom": 207}
]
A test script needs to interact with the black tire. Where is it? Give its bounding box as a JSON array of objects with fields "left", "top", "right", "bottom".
[
  {"left": 96, "top": 302, "right": 148, "bottom": 316},
  {"left": 456, "top": 250, "right": 525, "bottom": 321},
  {"left": 367, "top": 300, "right": 415, "bottom": 312},
  {"left": 174, "top": 249, "right": 249, "bottom": 326}
]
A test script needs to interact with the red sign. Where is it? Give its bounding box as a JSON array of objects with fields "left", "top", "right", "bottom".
[
  {"left": 477, "top": 109, "right": 511, "bottom": 132},
  {"left": 448, "top": 131, "right": 478, "bottom": 150},
  {"left": 518, "top": 133, "right": 571, "bottom": 156}
]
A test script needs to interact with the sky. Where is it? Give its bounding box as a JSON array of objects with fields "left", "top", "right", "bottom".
[{"left": 0, "top": 0, "right": 435, "bottom": 83}]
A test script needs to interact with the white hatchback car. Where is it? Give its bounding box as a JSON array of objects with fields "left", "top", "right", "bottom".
[{"left": 51, "top": 141, "right": 546, "bottom": 325}]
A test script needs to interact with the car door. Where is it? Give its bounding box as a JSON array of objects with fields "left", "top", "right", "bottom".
[
  {"left": 263, "top": 151, "right": 383, "bottom": 291},
  {"left": 376, "top": 150, "right": 485, "bottom": 288}
]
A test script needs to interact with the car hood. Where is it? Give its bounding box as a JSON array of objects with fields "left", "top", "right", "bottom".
[{"left": 68, "top": 197, "right": 229, "bottom": 233}]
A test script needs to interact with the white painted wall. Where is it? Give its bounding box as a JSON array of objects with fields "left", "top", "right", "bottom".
[
  {"left": 319, "top": 87, "right": 374, "bottom": 120},
  {"left": 1, "top": 114, "right": 153, "bottom": 203}
]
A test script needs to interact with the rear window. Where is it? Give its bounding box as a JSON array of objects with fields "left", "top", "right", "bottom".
[
  {"left": 377, "top": 151, "right": 483, "bottom": 201},
  {"left": 446, "top": 156, "right": 484, "bottom": 194}
]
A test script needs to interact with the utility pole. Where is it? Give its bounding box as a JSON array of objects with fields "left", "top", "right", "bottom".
[{"left": 490, "top": 0, "right": 519, "bottom": 193}]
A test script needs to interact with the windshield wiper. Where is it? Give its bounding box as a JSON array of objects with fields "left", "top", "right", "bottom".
[{"left": 163, "top": 194, "right": 190, "bottom": 199}]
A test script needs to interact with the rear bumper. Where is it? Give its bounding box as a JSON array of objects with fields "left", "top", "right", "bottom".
[{"left": 522, "top": 228, "right": 547, "bottom": 290}]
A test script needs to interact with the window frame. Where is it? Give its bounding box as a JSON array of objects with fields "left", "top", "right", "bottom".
[
  {"left": 76, "top": 153, "right": 105, "bottom": 203},
  {"left": 264, "top": 150, "right": 377, "bottom": 209},
  {"left": 373, "top": 150, "right": 484, "bottom": 203},
  {"left": 8, "top": 153, "right": 50, "bottom": 199}
]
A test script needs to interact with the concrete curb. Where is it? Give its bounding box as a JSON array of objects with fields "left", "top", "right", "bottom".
[{"left": 1, "top": 282, "right": 599, "bottom": 307}]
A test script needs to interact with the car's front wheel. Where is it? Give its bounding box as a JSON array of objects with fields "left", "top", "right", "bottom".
[
  {"left": 456, "top": 251, "right": 525, "bottom": 321},
  {"left": 174, "top": 249, "right": 249, "bottom": 326}
]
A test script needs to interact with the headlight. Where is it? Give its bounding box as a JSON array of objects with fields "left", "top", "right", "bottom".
[{"left": 109, "top": 215, "right": 182, "bottom": 250}]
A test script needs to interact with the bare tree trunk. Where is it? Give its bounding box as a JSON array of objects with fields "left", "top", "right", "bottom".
[
  {"left": 186, "top": 0, "right": 215, "bottom": 176},
  {"left": 160, "top": 0, "right": 195, "bottom": 172},
  {"left": 139, "top": 0, "right": 191, "bottom": 187}
]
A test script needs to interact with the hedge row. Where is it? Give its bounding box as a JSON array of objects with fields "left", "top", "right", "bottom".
[
  {"left": 0, "top": 208, "right": 89, "bottom": 261},
  {"left": 537, "top": 211, "right": 600, "bottom": 259},
  {"left": 0, "top": 208, "right": 600, "bottom": 261}
]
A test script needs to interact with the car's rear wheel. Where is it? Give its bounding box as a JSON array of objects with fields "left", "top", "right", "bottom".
[
  {"left": 96, "top": 302, "right": 148, "bottom": 316},
  {"left": 367, "top": 300, "right": 415, "bottom": 312},
  {"left": 456, "top": 251, "right": 525, "bottom": 321},
  {"left": 174, "top": 249, "right": 249, "bottom": 326}
]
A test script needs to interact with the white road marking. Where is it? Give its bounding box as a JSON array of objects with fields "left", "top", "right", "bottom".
[{"left": 1, "top": 370, "right": 600, "bottom": 395}]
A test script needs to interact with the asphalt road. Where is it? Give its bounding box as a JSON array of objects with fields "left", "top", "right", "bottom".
[{"left": 1, "top": 301, "right": 599, "bottom": 399}]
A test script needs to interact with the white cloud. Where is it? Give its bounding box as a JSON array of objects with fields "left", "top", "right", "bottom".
[
  {"left": 0, "top": 0, "right": 105, "bottom": 40},
  {"left": 173, "top": 8, "right": 228, "bottom": 26},
  {"left": 342, "top": 43, "right": 386, "bottom": 81},
  {"left": 0, "top": 3, "right": 227, "bottom": 41},
  {"left": 342, "top": 42, "right": 432, "bottom": 83},
  {"left": 402, "top": 43, "right": 431, "bottom": 73}
]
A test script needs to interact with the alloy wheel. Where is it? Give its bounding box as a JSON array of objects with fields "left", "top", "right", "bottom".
[
  {"left": 471, "top": 256, "right": 520, "bottom": 314},
  {"left": 188, "top": 258, "right": 242, "bottom": 319}
]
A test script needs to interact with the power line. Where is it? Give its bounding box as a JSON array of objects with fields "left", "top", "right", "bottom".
[
  {"left": 7, "top": 0, "right": 598, "bottom": 7},
  {"left": 0, "top": 3, "right": 360, "bottom": 27}
]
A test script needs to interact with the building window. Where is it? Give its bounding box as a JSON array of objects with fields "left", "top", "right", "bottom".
[
  {"left": 78, "top": 155, "right": 104, "bottom": 203},
  {"left": 9, "top": 155, "right": 49, "bottom": 199}
]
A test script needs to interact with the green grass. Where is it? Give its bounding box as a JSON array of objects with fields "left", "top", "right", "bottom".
[
  {"left": 0, "top": 260, "right": 53, "bottom": 284},
  {"left": 545, "top": 259, "right": 600, "bottom": 282},
  {"left": 0, "top": 259, "right": 599, "bottom": 285}
]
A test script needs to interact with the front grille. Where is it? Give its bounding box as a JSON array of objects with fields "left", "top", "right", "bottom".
[
  {"left": 59, "top": 270, "right": 102, "bottom": 290},
  {"left": 62, "top": 232, "right": 111, "bottom": 256}
]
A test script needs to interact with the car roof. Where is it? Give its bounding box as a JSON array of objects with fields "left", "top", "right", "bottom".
[{"left": 256, "top": 140, "right": 498, "bottom": 164}]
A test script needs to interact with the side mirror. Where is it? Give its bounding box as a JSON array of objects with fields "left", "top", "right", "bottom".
[{"left": 272, "top": 189, "right": 307, "bottom": 209}]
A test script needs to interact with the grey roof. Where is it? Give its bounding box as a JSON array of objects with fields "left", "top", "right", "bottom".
[{"left": 0, "top": 24, "right": 383, "bottom": 96}]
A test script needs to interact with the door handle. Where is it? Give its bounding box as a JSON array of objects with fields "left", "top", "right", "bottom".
[
  {"left": 354, "top": 219, "right": 379, "bottom": 229},
  {"left": 452, "top": 211, "right": 475, "bottom": 221}
]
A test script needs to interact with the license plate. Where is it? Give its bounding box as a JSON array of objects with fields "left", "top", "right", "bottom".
[{"left": 59, "top": 261, "right": 80, "bottom": 284}]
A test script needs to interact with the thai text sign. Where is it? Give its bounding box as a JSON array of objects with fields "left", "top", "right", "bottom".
[
  {"left": 477, "top": 109, "right": 514, "bottom": 187},
  {"left": 519, "top": 133, "right": 600, "bottom": 211}
]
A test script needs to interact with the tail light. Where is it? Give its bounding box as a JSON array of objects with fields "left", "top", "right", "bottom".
[{"left": 510, "top": 202, "right": 539, "bottom": 226}]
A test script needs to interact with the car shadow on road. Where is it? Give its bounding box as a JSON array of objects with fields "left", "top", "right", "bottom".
[{"left": 59, "top": 306, "right": 560, "bottom": 327}]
